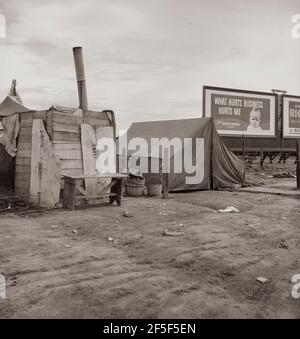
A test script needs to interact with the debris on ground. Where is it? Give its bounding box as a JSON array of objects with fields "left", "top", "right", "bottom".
[
  {"left": 108, "top": 237, "right": 114, "bottom": 242},
  {"left": 50, "top": 225, "right": 58, "bottom": 229},
  {"left": 279, "top": 241, "right": 289, "bottom": 249},
  {"left": 256, "top": 277, "right": 268, "bottom": 284},
  {"left": 218, "top": 206, "right": 240, "bottom": 214},
  {"left": 273, "top": 171, "right": 296, "bottom": 179},
  {"left": 72, "top": 229, "right": 78, "bottom": 234},
  {"left": 162, "top": 229, "right": 185, "bottom": 237},
  {"left": 123, "top": 210, "right": 134, "bottom": 218},
  {"left": 128, "top": 169, "right": 144, "bottom": 179},
  {"left": 65, "top": 245, "right": 71, "bottom": 249}
]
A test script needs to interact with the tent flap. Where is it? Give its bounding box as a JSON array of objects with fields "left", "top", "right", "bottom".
[{"left": 212, "top": 123, "right": 246, "bottom": 188}]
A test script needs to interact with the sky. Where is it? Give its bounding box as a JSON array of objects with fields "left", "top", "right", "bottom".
[{"left": 0, "top": 0, "right": 299, "bottom": 130}]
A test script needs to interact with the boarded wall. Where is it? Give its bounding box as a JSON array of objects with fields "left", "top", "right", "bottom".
[
  {"left": 14, "top": 108, "right": 116, "bottom": 201},
  {"left": 15, "top": 111, "right": 47, "bottom": 197}
]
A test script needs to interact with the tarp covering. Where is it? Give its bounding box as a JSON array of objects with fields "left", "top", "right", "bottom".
[
  {"left": 0, "top": 144, "right": 15, "bottom": 188},
  {"left": 0, "top": 95, "right": 30, "bottom": 117},
  {"left": 0, "top": 80, "right": 31, "bottom": 187},
  {"left": 123, "top": 118, "right": 245, "bottom": 191},
  {"left": 0, "top": 114, "right": 20, "bottom": 157},
  {"left": 0, "top": 80, "right": 31, "bottom": 157},
  {"left": 0, "top": 80, "right": 30, "bottom": 117}
]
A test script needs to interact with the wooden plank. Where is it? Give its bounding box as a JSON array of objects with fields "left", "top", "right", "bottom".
[
  {"left": 53, "top": 131, "right": 81, "bottom": 142},
  {"left": 53, "top": 112, "right": 83, "bottom": 125},
  {"left": 20, "top": 119, "right": 33, "bottom": 127},
  {"left": 60, "top": 159, "right": 83, "bottom": 170},
  {"left": 19, "top": 112, "right": 35, "bottom": 120},
  {"left": 61, "top": 169, "right": 84, "bottom": 176},
  {"left": 18, "top": 135, "right": 32, "bottom": 143},
  {"left": 230, "top": 147, "right": 296, "bottom": 153},
  {"left": 17, "top": 150, "right": 31, "bottom": 158},
  {"left": 15, "top": 179, "right": 31, "bottom": 189},
  {"left": 19, "top": 111, "right": 47, "bottom": 121},
  {"left": 15, "top": 172, "right": 31, "bottom": 181},
  {"left": 65, "top": 174, "right": 128, "bottom": 179},
  {"left": 53, "top": 140, "right": 81, "bottom": 145},
  {"left": 17, "top": 143, "right": 32, "bottom": 151},
  {"left": 53, "top": 122, "right": 80, "bottom": 134},
  {"left": 81, "top": 124, "right": 116, "bottom": 199},
  {"left": 55, "top": 149, "right": 82, "bottom": 160},
  {"left": 33, "top": 111, "right": 48, "bottom": 120},
  {"left": 16, "top": 157, "right": 31, "bottom": 166},
  {"left": 53, "top": 143, "right": 81, "bottom": 151},
  {"left": 46, "top": 109, "right": 53, "bottom": 140},
  {"left": 81, "top": 124, "right": 98, "bottom": 197},
  {"left": 19, "top": 127, "right": 32, "bottom": 136},
  {"left": 95, "top": 126, "right": 116, "bottom": 173},
  {"left": 30, "top": 119, "right": 61, "bottom": 208},
  {"left": 83, "top": 117, "right": 111, "bottom": 127},
  {"left": 15, "top": 165, "right": 31, "bottom": 174},
  {"left": 84, "top": 111, "right": 110, "bottom": 120}
]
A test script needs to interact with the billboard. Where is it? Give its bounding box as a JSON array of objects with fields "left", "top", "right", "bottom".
[
  {"left": 283, "top": 96, "right": 300, "bottom": 138},
  {"left": 203, "top": 86, "right": 276, "bottom": 137}
]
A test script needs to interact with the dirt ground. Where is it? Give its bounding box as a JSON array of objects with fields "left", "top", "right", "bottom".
[{"left": 0, "top": 159, "right": 300, "bottom": 319}]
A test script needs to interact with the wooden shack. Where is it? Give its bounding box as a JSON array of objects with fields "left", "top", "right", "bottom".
[
  {"left": 2, "top": 47, "right": 118, "bottom": 208},
  {"left": 15, "top": 106, "right": 116, "bottom": 207}
]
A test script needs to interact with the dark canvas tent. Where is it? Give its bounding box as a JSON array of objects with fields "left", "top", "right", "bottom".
[
  {"left": 123, "top": 117, "right": 245, "bottom": 191},
  {"left": 0, "top": 80, "right": 31, "bottom": 187}
]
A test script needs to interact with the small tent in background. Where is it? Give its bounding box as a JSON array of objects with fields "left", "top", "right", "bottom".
[
  {"left": 0, "top": 80, "right": 31, "bottom": 188},
  {"left": 123, "top": 118, "right": 245, "bottom": 191}
]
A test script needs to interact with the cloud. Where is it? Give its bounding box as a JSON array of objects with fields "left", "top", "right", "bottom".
[{"left": 0, "top": 0, "right": 299, "bottom": 129}]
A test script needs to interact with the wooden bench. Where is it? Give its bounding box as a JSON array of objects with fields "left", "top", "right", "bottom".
[{"left": 62, "top": 173, "right": 128, "bottom": 210}]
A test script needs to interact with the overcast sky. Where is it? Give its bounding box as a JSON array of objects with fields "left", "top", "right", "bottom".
[{"left": 0, "top": 0, "right": 299, "bottom": 129}]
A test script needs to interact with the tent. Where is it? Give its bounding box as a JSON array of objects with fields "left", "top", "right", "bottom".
[
  {"left": 0, "top": 80, "right": 31, "bottom": 187},
  {"left": 122, "top": 117, "right": 245, "bottom": 191}
]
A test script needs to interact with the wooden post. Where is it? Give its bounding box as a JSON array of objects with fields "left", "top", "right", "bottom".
[
  {"left": 62, "top": 176, "right": 76, "bottom": 210},
  {"left": 162, "top": 173, "right": 169, "bottom": 199},
  {"left": 260, "top": 147, "right": 264, "bottom": 168},
  {"left": 296, "top": 141, "right": 300, "bottom": 190},
  {"left": 242, "top": 134, "right": 246, "bottom": 162},
  {"left": 162, "top": 150, "right": 169, "bottom": 199},
  {"left": 116, "top": 178, "right": 124, "bottom": 206}
]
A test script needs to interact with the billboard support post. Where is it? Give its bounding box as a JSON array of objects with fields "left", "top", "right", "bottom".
[
  {"left": 296, "top": 140, "right": 300, "bottom": 190},
  {"left": 260, "top": 148, "right": 264, "bottom": 168},
  {"left": 272, "top": 90, "right": 287, "bottom": 163},
  {"left": 242, "top": 134, "right": 245, "bottom": 162}
]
